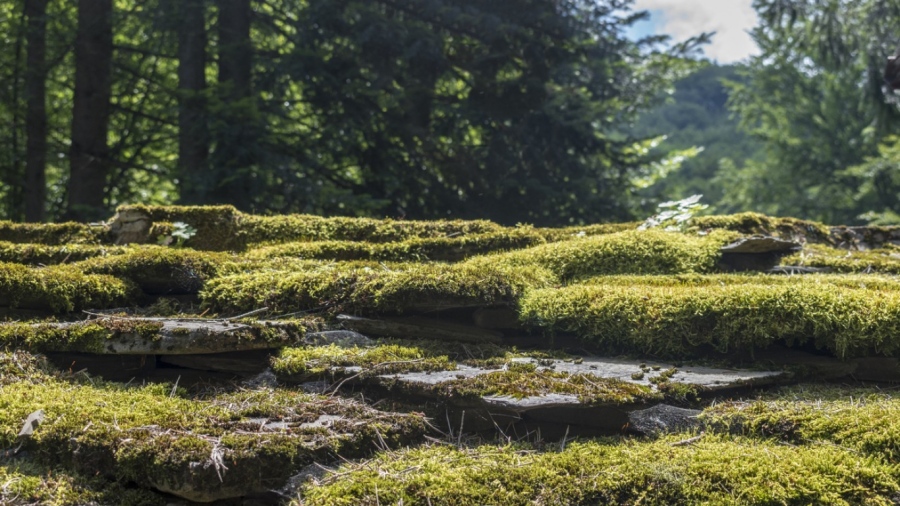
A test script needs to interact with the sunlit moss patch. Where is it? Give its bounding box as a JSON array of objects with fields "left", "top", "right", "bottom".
[
  {"left": 274, "top": 343, "right": 456, "bottom": 379},
  {"left": 0, "top": 262, "right": 139, "bottom": 312},
  {"left": 298, "top": 437, "right": 898, "bottom": 506},
  {"left": 520, "top": 276, "right": 900, "bottom": 358},
  {"left": 202, "top": 261, "right": 555, "bottom": 314}
]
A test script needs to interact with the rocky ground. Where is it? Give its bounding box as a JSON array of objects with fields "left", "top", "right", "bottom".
[{"left": 2, "top": 205, "right": 900, "bottom": 504}]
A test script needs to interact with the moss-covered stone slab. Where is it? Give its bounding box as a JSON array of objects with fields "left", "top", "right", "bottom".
[
  {"left": 0, "top": 353, "right": 428, "bottom": 503},
  {"left": 297, "top": 436, "right": 899, "bottom": 505},
  {"left": 521, "top": 275, "right": 900, "bottom": 359},
  {"left": 1, "top": 317, "right": 313, "bottom": 354},
  {"left": 0, "top": 262, "right": 139, "bottom": 313}
]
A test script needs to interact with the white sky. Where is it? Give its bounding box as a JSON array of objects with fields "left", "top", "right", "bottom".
[{"left": 629, "top": 0, "right": 760, "bottom": 64}]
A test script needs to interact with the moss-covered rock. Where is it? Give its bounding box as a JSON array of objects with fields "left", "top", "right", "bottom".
[
  {"left": 0, "top": 355, "right": 427, "bottom": 502},
  {"left": 0, "top": 262, "right": 139, "bottom": 313},
  {"left": 520, "top": 275, "right": 900, "bottom": 359},
  {"left": 298, "top": 437, "right": 899, "bottom": 505},
  {"left": 484, "top": 229, "right": 738, "bottom": 280},
  {"left": 202, "top": 261, "right": 555, "bottom": 314},
  {"left": 0, "top": 221, "right": 108, "bottom": 245},
  {"left": 0, "top": 241, "right": 125, "bottom": 265},
  {"left": 693, "top": 212, "right": 832, "bottom": 243},
  {"left": 782, "top": 243, "right": 900, "bottom": 274},
  {"left": 77, "top": 246, "right": 229, "bottom": 294},
  {"left": 245, "top": 228, "right": 547, "bottom": 263}
]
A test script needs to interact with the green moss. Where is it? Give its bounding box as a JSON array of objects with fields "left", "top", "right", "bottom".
[
  {"left": 203, "top": 261, "right": 555, "bottom": 314},
  {"left": 536, "top": 222, "right": 640, "bottom": 241},
  {"left": 520, "top": 275, "right": 900, "bottom": 359},
  {"left": 77, "top": 245, "right": 229, "bottom": 294},
  {"left": 693, "top": 212, "right": 832, "bottom": 242},
  {"left": 0, "top": 262, "right": 139, "bottom": 312},
  {"left": 0, "top": 221, "right": 108, "bottom": 245},
  {"left": 0, "top": 357, "right": 426, "bottom": 501},
  {"left": 703, "top": 384, "right": 900, "bottom": 461},
  {"left": 0, "top": 459, "right": 166, "bottom": 506},
  {"left": 299, "top": 436, "right": 899, "bottom": 505},
  {"left": 274, "top": 343, "right": 456, "bottom": 379},
  {"left": 429, "top": 367, "right": 658, "bottom": 404},
  {"left": 483, "top": 229, "right": 738, "bottom": 281},
  {"left": 114, "top": 204, "right": 243, "bottom": 251},
  {"left": 782, "top": 243, "right": 900, "bottom": 274},
  {"left": 246, "top": 228, "right": 547, "bottom": 263},
  {"left": 240, "top": 213, "right": 503, "bottom": 245},
  {"left": 0, "top": 241, "right": 126, "bottom": 265}
]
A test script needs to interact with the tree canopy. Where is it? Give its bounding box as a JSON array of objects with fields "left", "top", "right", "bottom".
[{"left": 0, "top": 0, "right": 706, "bottom": 225}]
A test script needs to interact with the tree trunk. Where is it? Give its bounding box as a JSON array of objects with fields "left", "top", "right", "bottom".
[
  {"left": 177, "top": 0, "right": 210, "bottom": 205},
  {"left": 210, "top": 0, "right": 255, "bottom": 210},
  {"left": 67, "top": 0, "right": 113, "bottom": 221},
  {"left": 24, "top": 0, "right": 47, "bottom": 222}
]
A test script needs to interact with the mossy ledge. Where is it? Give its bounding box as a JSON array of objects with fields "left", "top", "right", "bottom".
[
  {"left": 0, "top": 353, "right": 427, "bottom": 503},
  {"left": 298, "top": 437, "right": 899, "bottom": 505},
  {"left": 520, "top": 276, "right": 900, "bottom": 359},
  {"left": 0, "top": 262, "right": 139, "bottom": 313}
]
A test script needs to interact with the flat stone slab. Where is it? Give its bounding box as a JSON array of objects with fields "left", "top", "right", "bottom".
[
  {"left": 506, "top": 357, "right": 785, "bottom": 390},
  {"left": 721, "top": 236, "right": 802, "bottom": 254}
]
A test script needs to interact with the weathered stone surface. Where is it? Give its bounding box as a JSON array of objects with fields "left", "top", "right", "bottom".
[
  {"left": 337, "top": 314, "right": 503, "bottom": 344},
  {"left": 719, "top": 236, "right": 803, "bottom": 272},
  {"left": 305, "top": 329, "right": 373, "bottom": 347},
  {"left": 627, "top": 404, "right": 703, "bottom": 436},
  {"left": 52, "top": 318, "right": 304, "bottom": 354},
  {"left": 853, "top": 357, "right": 900, "bottom": 382},
  {"left": 721, "top": 236, "right": 802, "bottom": 254},
  {"left": 506, "top": 357, "right": 785, "bottom": 391},
  {"left": 108, "top": 208, "right": 152, "bottom": 245}
]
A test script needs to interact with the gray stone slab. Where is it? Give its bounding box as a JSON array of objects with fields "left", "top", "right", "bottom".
[{"left": 506, "top": 357, "right": 784, "bottom": 390}]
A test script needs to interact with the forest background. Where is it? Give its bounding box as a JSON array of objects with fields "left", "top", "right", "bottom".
[{"left": 2, "top": 0, "right": 900, "bottom": 226}]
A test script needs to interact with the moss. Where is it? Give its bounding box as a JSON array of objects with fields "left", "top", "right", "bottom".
[
  {"left": 273, "top": 343, "right": 456, "bottom": 379},
  {"left": 483, "top": 229, "right": 738, "bottom": 281},
  {"left": 240, "top": 213, "right": 503, "bottom": 245},
  {"left": 0, "top": 262, "right": 139, "bottom": 313},
  {"left": 782, "top": 243, "right": 900, "bottom": 274},
  {"left": 520, "top": 275, "right": 900, "bottom": 359},
  {"left": 77, "top": 245, "right": 229, "bottom": 294},
  {"left": 202, "top": 260, "right": 555, "bottom": 315},
  {"left": 429, "top": 367, "right": 658, "bottom": 404},
  {"left": 114, "top": 204, "right": 243, "bottom": 251},
  {"left": 246, "top": 228, "right": 547, "bottom": 263},
  {"left": 536, "top": 222, "right": 640, "bottom": 241},
  {"left": 0, "top": 241, "right": 126, "bottom": 265},
  {"left": 0, "top": 358, "right": 426, "bottom": 501},
  {"left": 703, "top": 384, "right": 900, "bottom": 462},
  {"left": 299, "top": 437, "right": 899, "bottom": 505},
  {"left": 693, "top": 212, "right": 832, "bottom": 243},
  {"left": 0, "top": 221, "right": 108, "bottom": 245},
  {"left": 0, "top": 459, "right": 167, "bottom": 506}
]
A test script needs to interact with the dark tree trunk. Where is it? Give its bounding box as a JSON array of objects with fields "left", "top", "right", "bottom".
[
  {"left": 67, "top": 0, "right": 113, "bottom": 221},
  {"left": 177, "top": 0, "right": 210, "bottom": 205},
  {"left": 24, "top": 0, "right": 47, "bottom": 222},
  {"left": 210, "top": 0, "right": 255, "bottom": 210}
]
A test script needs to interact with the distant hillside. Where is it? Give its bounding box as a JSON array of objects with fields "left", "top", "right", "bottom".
[{"left": 632, "top": 64, "right": 761, "bottom": 209}]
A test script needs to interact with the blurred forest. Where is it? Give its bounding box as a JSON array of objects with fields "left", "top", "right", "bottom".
[{"left": 1, "top": 0, "right": 900, "bottom": 225}]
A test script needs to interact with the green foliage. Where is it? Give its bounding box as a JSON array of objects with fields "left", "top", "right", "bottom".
[
  {"left": 638, "top": 194, "right": 708, "bottom": 232},
  {"left": 717, "top": 0, "right": 900, "bottom": 224}
]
